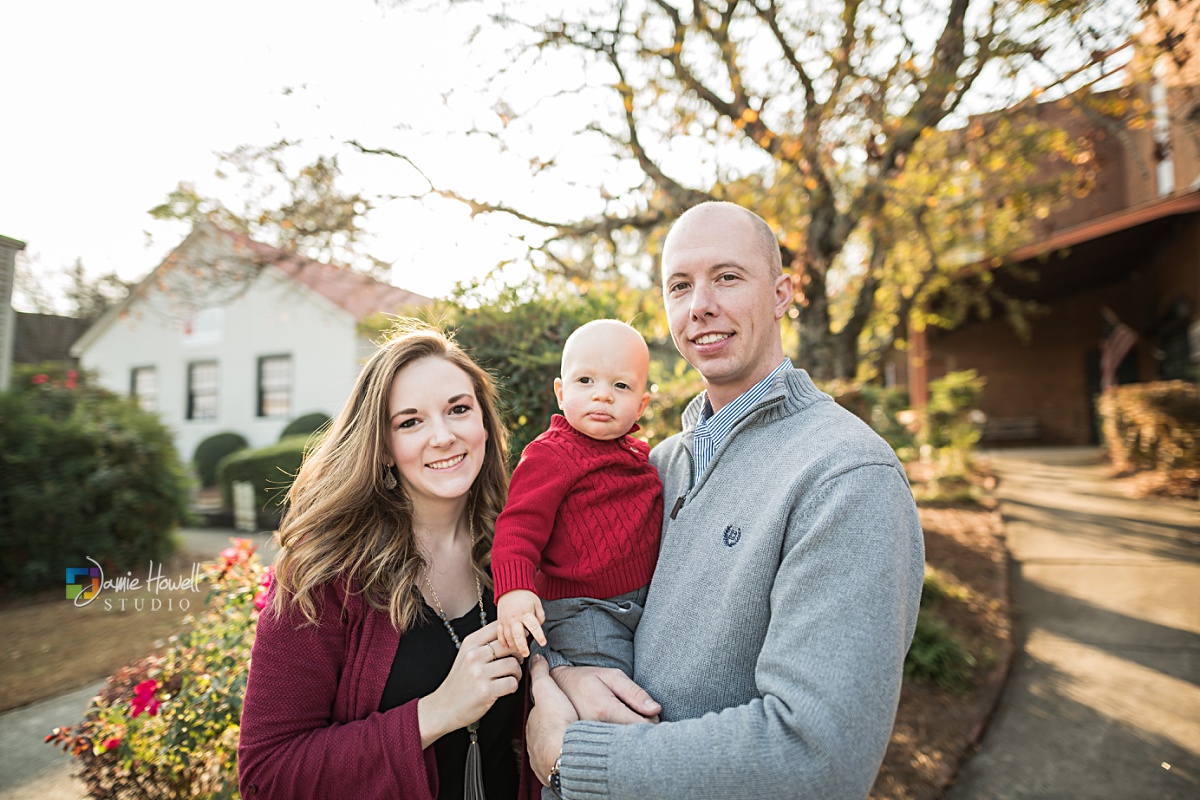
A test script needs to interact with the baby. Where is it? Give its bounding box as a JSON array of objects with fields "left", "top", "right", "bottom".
[{"left": 491, "top": 319, "right": 663, "bottom": 676}]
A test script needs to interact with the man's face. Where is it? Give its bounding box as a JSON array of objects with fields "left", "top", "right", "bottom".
[{"left": 661, "top": 210, "right": 791, "bottom": 409}]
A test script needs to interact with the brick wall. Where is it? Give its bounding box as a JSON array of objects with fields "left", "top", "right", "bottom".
[{"left": 920, "top": 214, "right": 1200, "bottom": 445}]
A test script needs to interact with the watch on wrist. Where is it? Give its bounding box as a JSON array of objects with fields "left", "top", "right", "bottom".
[{"left": 548, "top": 755, "right": 562, "bottom": 794}]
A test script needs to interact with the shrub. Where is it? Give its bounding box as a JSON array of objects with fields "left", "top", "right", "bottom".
[
  {"left": 1097, "top": 381, "right": 1200, "bottom": 475},
  {"left": 0, "top": 371, "right": 188, "bottom": 595},
  {"left": 640, "top": 358, "right": 706, "bottom": 450},
  {"left": 216, "top": 435, "right": 310, "bottom": 513},
  {"left": 904, "top": 610, "right": 977, "bottom": 691},
  {"left": 904, "top": 567, "right": 979, "bottom": 691},
  {"left": 909, "top": 370, "right": 988, "bottom": 492},
  {"left": 48, "top": 539, "right": 268, "bottom": 799},
  {"left": 921, "top": 565, "right": 972, "bottom": 605},
  {"left": 193, "top": 433, "right": 249, "bottom": 488},
  {"left": 279, "top": 412, "right": 332, "bottom": 442},
  {"left": 921, "top": 370, "right": 986, "bottom": 452},
  {"left": 822, "top": 380, "right": 914, "bottom": 452}
]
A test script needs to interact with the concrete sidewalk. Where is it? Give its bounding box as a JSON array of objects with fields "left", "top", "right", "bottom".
[
  {"left": 947, "top": 448, "right": 1200, "bottom": 800},
  {"left": 0, "top": 526, "right": 277, "bottom": 800}
]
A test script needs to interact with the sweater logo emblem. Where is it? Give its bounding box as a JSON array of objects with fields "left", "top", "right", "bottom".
[{"left": 722, "top": 525, "right": 742, "bottom": 547}]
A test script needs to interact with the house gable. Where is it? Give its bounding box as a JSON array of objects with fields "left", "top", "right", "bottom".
[{"left": 71, "top": 223, "right": 433, "bottom": 467}]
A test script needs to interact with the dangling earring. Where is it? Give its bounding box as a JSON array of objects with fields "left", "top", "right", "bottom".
[{"left": 383, "top": 465, "right": 397, "bottom": 490}]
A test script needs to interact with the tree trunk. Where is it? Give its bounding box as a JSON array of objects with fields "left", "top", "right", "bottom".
[{"left": 796, "top": 294, "right": 836, "bottom": 381}]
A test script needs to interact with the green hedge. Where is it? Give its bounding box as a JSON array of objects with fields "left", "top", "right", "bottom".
[
  {"left": 1097, "top": 380, "right": 1200, "bottom": 473},
  {"left": 216, "top": 435, "right": 310, "bottom": 513},
  {"left": 0, "top": 370, "right": 188, "bottom": 595},
  {"left": 192, "top": 432, "right": 249, "bottom": 488},
  {"left": 279, "top": 412, "right": 332, "bottom": 441}
]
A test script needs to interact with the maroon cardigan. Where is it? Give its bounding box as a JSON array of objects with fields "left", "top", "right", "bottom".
[{"left": 238, "top": 581, "right": 537, "bottom": 799}]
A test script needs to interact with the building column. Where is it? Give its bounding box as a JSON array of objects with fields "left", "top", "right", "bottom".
[
  {"left": 0, "top": 235, "right": 28, "bottom": 393},
  {"left": 909, "top": 319, "right": 929, "bottom": 410}
]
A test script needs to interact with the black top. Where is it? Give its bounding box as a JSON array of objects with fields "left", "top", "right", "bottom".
[{"left": 379, "top": 590, "right": 520, "bottom": 800}]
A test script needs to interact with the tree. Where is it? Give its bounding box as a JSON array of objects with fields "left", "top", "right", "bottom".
[
  {"left": 375, "top": 0, "right": 1147, "bottom": 379},
  {"left": 149, "top": 140, "right": 388, "bottom": 276},
  {"left": 12, "top": 252, "right": 133, "bottom": 323},
  {"left": 66, "top": 259, "right": 135, "bottom": 322}
]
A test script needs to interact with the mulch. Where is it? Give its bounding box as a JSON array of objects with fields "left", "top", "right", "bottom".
[{"left": 870, "top": 473, "right": 1015, "bottom": 800}]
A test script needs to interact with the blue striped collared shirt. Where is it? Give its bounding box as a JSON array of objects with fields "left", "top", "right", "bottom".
[{"left": 692, "top": 358, "right": 792, "bottom": 484}]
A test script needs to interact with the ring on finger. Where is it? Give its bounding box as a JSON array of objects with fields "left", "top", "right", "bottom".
[{"left": 486, "top": 641, "right": 497, "bottom": 660}]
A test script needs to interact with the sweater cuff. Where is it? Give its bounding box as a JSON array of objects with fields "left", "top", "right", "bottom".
[
  {"left": 560, "top": 721, "right": 616, "bottom": 799},
  {"left": 492, "top": 560, "right": 538, "bottom": 598}
]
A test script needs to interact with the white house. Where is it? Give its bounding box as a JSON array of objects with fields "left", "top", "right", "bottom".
[{"left": 71, "top": 222, "right": 432, "bottom": 466}]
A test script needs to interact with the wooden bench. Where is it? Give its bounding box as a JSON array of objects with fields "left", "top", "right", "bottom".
[{"left": 982, "top": 416, "right": 1041, "bottom": 442}]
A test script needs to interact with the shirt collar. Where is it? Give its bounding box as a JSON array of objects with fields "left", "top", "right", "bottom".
[{"left": 697, "top": 358, "right": 792, "bottom": 428}]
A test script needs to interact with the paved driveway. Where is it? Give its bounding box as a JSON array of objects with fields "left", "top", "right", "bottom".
[{"left": 947, "top": 448, "right": 1200, "bottom": 799}]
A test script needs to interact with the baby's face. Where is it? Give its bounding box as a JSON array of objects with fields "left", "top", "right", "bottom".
[{"left": 554, "top": 325, "right": 650, "bottom": 441}]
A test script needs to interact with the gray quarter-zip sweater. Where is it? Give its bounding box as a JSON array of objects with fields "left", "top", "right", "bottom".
[{"left": 558, "top": 369, "right": 925, "bottom": 799}]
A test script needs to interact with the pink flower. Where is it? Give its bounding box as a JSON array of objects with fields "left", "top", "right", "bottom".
[
  {"left": 65, "top": 370, "right": 78, "bottom": 390},
  {"left": 220, "top": 538, "right": 257, "bottom": 569},
  {"left": 253, "top": 566, "right": 275, "bottom": 611},
  {"left": 31, "top": 374, "right": 48, "bottom": 385},
  {"left": 102, "top": 737, "right": 121, "bottom": 750},
  {"left": 130, "top": 680, "right": 161, "bottom": 718}
]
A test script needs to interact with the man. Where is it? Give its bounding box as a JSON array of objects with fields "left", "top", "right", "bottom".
[{"left": 526, "top": 201, "right": 925, "bottom": 799}]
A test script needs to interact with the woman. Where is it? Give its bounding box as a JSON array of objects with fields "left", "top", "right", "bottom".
[{"left": 238, "top": 319, "right": 535, "bottom": 799}]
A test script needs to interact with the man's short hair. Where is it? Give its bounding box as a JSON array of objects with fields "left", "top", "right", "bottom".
[{"left": 674, "top": 201, "right": 784, "bottom": 279}]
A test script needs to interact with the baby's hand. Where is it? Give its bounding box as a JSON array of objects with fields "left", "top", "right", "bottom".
[{"left": 496, "top": 589, "right": 547, "bottom": 658}]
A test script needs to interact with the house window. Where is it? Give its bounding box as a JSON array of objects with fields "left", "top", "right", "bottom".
[
  {"left": 187, "top": 361, "right": 219, "bottom": 421},
  {"left": 130, "top": 366, "right": 157, "bottom": 412},
  {"left": 257, "top": 355, "right": 292, "bottom": 418}
]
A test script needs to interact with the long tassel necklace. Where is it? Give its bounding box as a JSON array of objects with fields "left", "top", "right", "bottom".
[{"left": 423, "top": 517, "right": 488, "bottom": 800}]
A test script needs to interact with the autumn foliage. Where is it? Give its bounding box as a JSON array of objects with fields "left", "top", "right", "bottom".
[{"left": 1097, "top": 381, "right": 1200, "bottom": 496}]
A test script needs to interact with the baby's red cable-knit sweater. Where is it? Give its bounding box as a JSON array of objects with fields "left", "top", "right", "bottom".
[{"left": 492, "top": 414, "right": 663, "bottom": 601}]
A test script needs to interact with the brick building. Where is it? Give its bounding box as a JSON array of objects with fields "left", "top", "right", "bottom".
[{"left": 890, "top": 12, "right": 1200, "bottom": 445}]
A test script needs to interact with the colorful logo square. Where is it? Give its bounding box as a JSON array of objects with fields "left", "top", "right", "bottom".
[{"left": 66, "top": 567, "right": 100, "bottom": 602}]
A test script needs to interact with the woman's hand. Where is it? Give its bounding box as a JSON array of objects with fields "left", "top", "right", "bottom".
[{"left": 417, "top": 621, "right": 523, "bottom": 749}]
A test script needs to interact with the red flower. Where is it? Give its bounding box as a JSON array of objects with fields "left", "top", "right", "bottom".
[
  {"left": 65, "top": 370, "right": 78, "bottom": 389},
  {"left": 102, "top": 737, "right": 121, "bottom": 750},
  {"left": 130, "top": 680, "right": 161, "bottom": 718},
  {"left": 31, "top": 374, "right": 48, "bottom": 385}
]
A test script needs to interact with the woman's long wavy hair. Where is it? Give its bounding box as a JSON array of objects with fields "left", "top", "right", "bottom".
[{"left": 271, "top": 318, "right": 509, "bottom": 630}]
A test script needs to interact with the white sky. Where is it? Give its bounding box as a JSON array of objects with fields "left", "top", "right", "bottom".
[
  {"left": 1, "top": 0, "right": 1137, "bottom": 311},
  {"left": 1, "top": 0, "right": 611, "bottom": 307}
]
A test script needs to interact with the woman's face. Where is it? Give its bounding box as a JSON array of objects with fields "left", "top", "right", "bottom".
[{"left": 385, "top": 356, "right": 488, "bottom": 510}]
